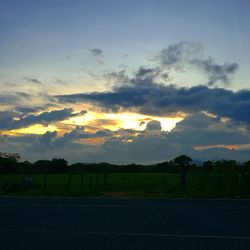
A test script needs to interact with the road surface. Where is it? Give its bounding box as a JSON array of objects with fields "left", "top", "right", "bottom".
[{"left": 0, "top": 197, "right": 250, "bottom": 249}]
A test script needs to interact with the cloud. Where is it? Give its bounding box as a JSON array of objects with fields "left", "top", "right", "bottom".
[
  {"left": 0, "top": 91, "right": 57, "bottom": 113},
  {"left": 55, "top": 78, "right": 68, "bottom": 85},
  {"left": 87, "top": 119, "right": 119, "bottom": 129},
  {"left": 131, "top": 66, "right": 169, "bottom": 86},
  {"left": 191, "top": 58, "right": 239, "bottom": 86},
  {"left": 88, "top": 48, "right": 104, "bottom": 64},
  {"left": 103, "top": 70, "right": 130, "bottom": 86},
  {"left": 38, "top": 126, "right": 114, "bottom": 148},
  {"left": 103, "top": 66, "right": 169, "bottom": 88},
  {"left": 146, "top": 120, "right": 162, "bottom": 131},
  {"left": 1, "top": 113, "right": 250, "bottom": 163},
  {"left": 0, "top": 41, "right": 247, "bottom": 163},
  {"left": 0, "top": 132, "right": 97, "bottom": 162},
  {"left": 158, "top": 41, "right": 239, "bottom": 86},
  {"left": 15, "top": 106, "right": 48, "bottom": 114},
  {"left": 24, "top": 77, "right": 43, "bottom": 84},
  {"left": 88, "top": 48, "right": 103, "bottom": 57},
  {"left": 159, "top": 41, "right": 203, "bottom": 67},
  {"left": 0, "top": 81, "right": 19, "bottom": 88},
  {"left": 195, "top": 144, "right": 250, "bottom": 151},
  {"left": 0, "top": 108, "right": 87, "bottom": 130},
  {"left": 0, "top": 92, "right": 31, "bottom": 105},
  {"left": 57, "top": 83, "right": 250, "bottom": 125},
  {"left": 39, "top": 131, "right": 58, "bottom": 147},
  {"left": 99, "top": 113, "right": 250, "bottom": 163},
  {"left": 0, "top": 111, "right": 18, "bottom": 130}
]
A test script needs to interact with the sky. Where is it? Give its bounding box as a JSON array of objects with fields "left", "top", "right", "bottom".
[{"left": 0, "top": 0, "right": 250, "bottom": 163}]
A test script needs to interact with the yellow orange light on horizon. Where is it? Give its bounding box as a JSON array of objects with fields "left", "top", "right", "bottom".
[
  {"left": 7, "top": 124, "right": 58, "bottom": 135},
  {"left": 66, "top": 111, "right": 184, "bottom": 132},
  {"left": 2, "top": 111, "right": 184, "bottom": 137}
]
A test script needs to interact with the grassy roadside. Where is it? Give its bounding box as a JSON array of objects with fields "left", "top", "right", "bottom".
[{"left": 0, "top": 172, "right": 249, "bottom": 199}]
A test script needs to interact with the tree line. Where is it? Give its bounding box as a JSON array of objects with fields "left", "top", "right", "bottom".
[
  {"left": 1, "top": 152, "right": 250, "bottom": 194},
  {"left": 1, "top": 151, "right": 250, "bottom": 175}
]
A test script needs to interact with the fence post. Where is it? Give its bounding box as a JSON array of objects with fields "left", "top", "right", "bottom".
[
  {"left": 147, "top": 172, "right": 150, "bottom": 189},
  {"left": 134, "top": 172, "right": 137, "bottom": 188},
  {"left": 80, "top": 172, "right": 83, "bottom": 191},
  {"left": 89, "top": 172, "right": 92, "bottom": 188},
  {"left": 96, "top": 172, "right": 99, "bottom": 187},
  {"left": 120, "top": 172, "right": 124, "bottom": 189},
  {"left": 43, "top": 166, "right": 48, "bottom": 190},
  {"left": 65, "top": 167, "right": 72, "bottom": 192},
  {"left": 103, "top": 171, "right": 106, "bottom": 186}
]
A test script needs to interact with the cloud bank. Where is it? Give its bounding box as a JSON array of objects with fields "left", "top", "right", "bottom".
[
  {"left": 0, "top": 108, "right": 86, "bottom": 130},
  {"left": 57, "top": 84, "right": 250, "bottom": 125},
  {"left": 0, "top": 41, "right": 248, "bottom": 163},
  {"left": 1, "top": 113, "right": 249, "bottom": 163}
]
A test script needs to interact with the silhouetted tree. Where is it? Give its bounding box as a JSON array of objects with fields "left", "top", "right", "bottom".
[
  {"left": 242, "top": 161, "right": 250, "bottom": 191},
  {"left": 0, "top": 152, "right": 21, "bottom": 174},
  {"left": 203, "top": 160, "right": 214, "bottom": 178},
  {"left": 0, "top": 152, "right": 20, "bottom": 161},
  {"left": 34, "top": 160, "right": 51, "bottom": 189},
  {"left": 173, "top": 155, "right": 192, "bottom": 188},
  {"left": 51, "top": 158, "right": 68, "bottom": 173}
]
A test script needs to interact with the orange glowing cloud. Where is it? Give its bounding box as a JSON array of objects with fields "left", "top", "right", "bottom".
[{"left": 194, "top": 144, "right": 250, "bottom": 151}]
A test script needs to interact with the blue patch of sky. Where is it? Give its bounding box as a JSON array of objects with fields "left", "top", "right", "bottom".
[{"left": 0, "top": 0, "right": 249, "bottom": 88}]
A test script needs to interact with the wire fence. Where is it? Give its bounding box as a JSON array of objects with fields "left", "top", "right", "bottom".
[
  {"left": 0, "top": 172, "right": 180, "bottom": 194},
  {"left": 0, "top": 170, "right": 249, "bottom": 198}
]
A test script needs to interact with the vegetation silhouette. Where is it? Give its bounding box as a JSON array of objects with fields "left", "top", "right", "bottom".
[
  {"left": 0, "top": 151, "right": 250, "bottom": 198},
  {"left": 173, "top": 155, "right": 192, "bottom": 189}
]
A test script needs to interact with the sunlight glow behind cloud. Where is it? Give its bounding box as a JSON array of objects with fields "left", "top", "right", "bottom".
[
  {"left": 66, "top": 112, "right": 184, "bottom": 132},
  {"left": 3, "top": 124, "right": 58, "bottom": 135}
]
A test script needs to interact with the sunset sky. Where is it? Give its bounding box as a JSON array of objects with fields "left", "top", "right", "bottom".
[{"left": 0, "top": 0, "right": 250, "bottom": 163}]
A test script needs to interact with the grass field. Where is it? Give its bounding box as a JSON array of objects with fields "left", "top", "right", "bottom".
[
  {"left": 0, "top": 171, "right": 249, "bottom": 198},
  {"left": 0, "top": 173, "right": 180, "bottom": 198}
]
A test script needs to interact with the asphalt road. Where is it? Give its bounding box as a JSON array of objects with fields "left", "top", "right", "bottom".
[{"left": 0, "top": 197, "right": 250, "bottom": 250}]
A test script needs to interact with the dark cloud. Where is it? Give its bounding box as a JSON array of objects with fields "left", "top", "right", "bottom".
[
  {"left": 0, "top": 41, "right": 246, "bottom": 163},
  {"left": 103, "top": 67, "right": 170, "bottom": 89},
  {"left": 38, "top": 126, "right": 113, "bottom": 148},
  {"left": 56, "top": 41, "right": 242, "bottom": 121},
  {"left": 88, "top": 48, "right": 103, "bottom": 57},
  {"left": 88, "top": 48, "right": 104, "bottom": 64},
  {"left": 159, "top": 41, "right": 239, "bottom": 86},
  {"left": 0, "top": 92, "right": 31, "bottom": 105},
  {"left": 146, "top": 120, "right": 162, "bottom": 131},
  {"left": 38, "top": 126, "right": 139, "bottom": 150},
  {"left": 57, "top": 84, "right": 250, "bottom": 125},
  {"left": 0, "top": 108, "right": 87, "bottom": 130},
  {"left": 1, "top": 113, "right": 250, "bottom": 163},
  {"left": 100, "top": 113, "right": 250, "bottom": 163},
  {"left": 0, "top": 92, "right": 57, "bottom": 114},
  {"left": 191, "top": 58, "right": 239, "bottom": 86},
  {"left": 103, "top": 41, "right": 237, "bottom": 87},
  {"left": 14, "top": 106, "right": 49, "bottom": 115},
  {"left": 24, "top": 77, "right": 43, "bottom": 84},
  {"left": 39, "top": 131, "right": 58, "bottom": 147},
  {"left": 0, "top": 111, "right": 18, "bottom": 130},
  {"left": 131, "top": 66, "right": 169, "bottom": 86},
  {"left": 159, "top": 41, "right": 203, "bottom": 67},
  {"left": 0, "top": 132, "right": 96, "bottom": 162},
  {"left": 103, "top": 70, "right": 130, "bottom": 85}
]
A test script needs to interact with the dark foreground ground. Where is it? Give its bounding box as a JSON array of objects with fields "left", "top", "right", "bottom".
[{"left": 0, "top": 197, "right": 250, "bottom": 250}]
